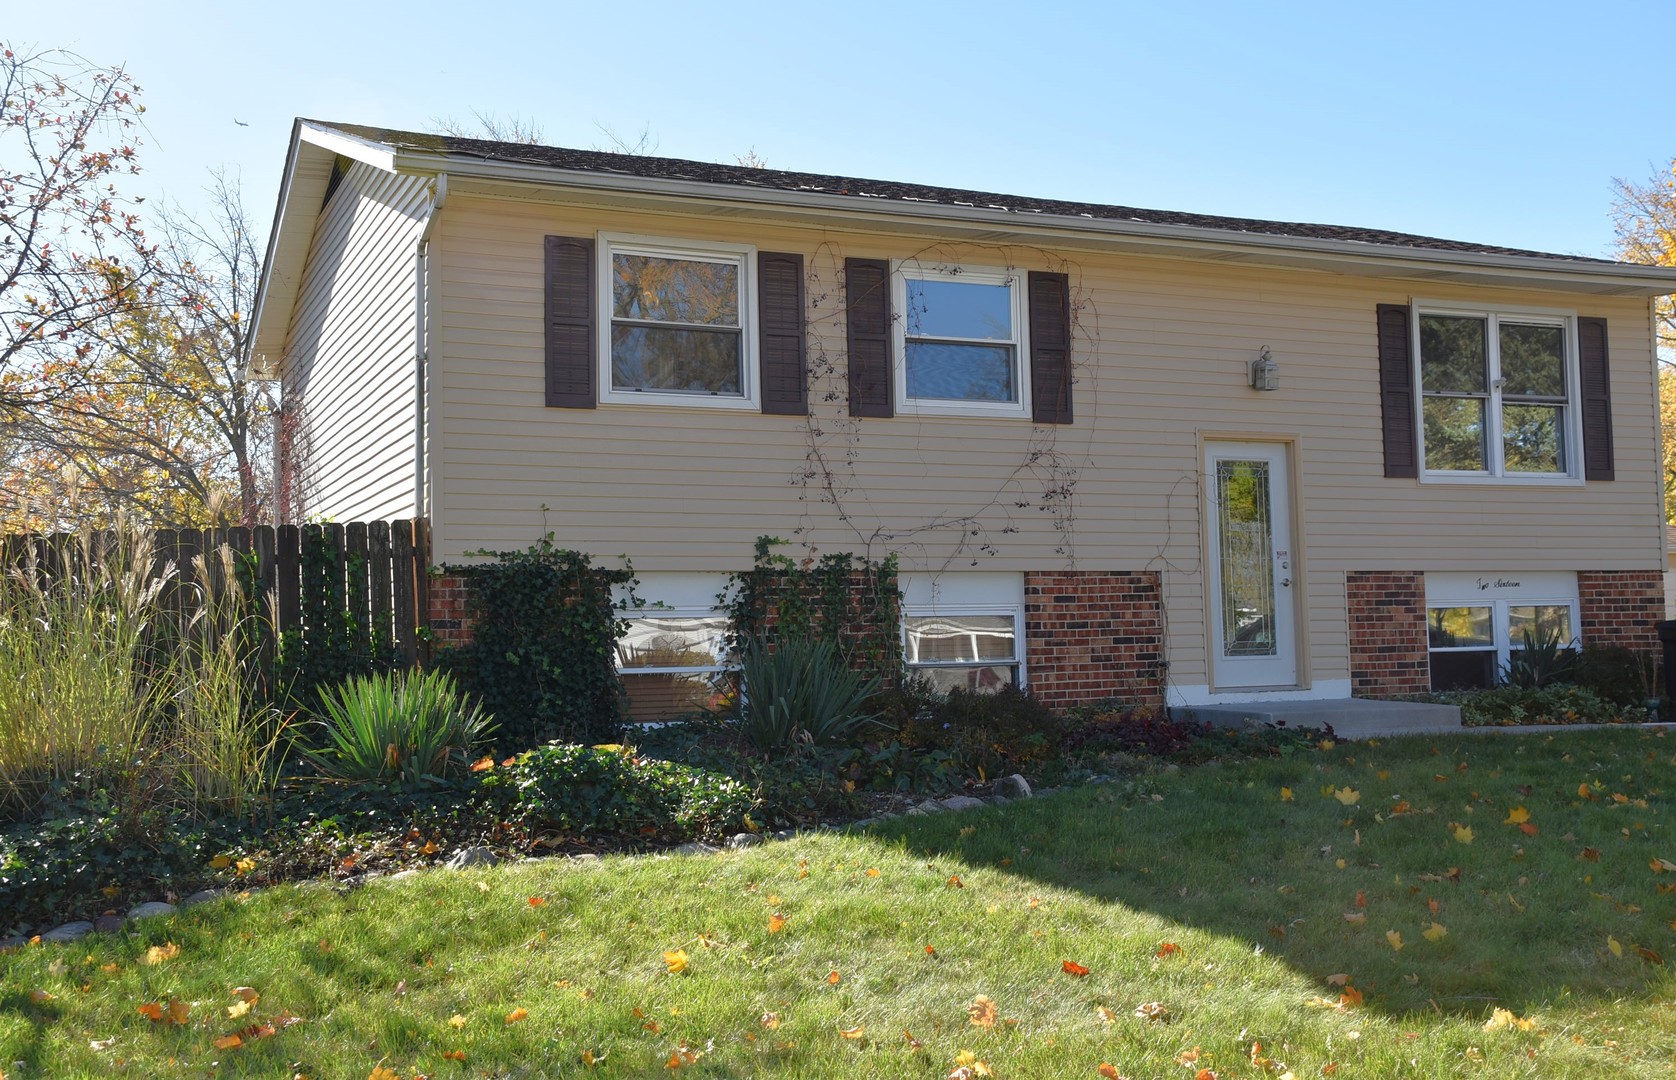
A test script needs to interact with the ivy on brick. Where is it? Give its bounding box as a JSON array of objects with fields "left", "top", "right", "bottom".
[{"left": 437, "top": 535, "right": 636, "bottom": 749}]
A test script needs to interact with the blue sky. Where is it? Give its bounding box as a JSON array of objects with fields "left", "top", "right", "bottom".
[{"left": 11, "top": 0, "right": 1673, "bottom": 258}]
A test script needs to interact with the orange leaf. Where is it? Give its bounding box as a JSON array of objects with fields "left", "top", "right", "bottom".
[
  {"left": 1519, "top": 822, "right": 1539, "bottom": 836},
  {"left": 1062, "top": 959, "right": 1090, "bottom": 977},
  {"left": 1097, "top": 1066, "right": 1126, "bottom": 1079},
  {"left": 1339, "top": 985, "right": 1364, "bottom": 1008},
  {"left": 505, "top": 1007, "right": 529, "bottom": 1024},
  {"left": 1155, "top": 942, "right": 1181, "bottom": 958},
  {"left": 925, "top": 945, "right": 937, "bottom": 956},
  {"left": 213, "top": 1034, "right": 243, "bottom": 1050},
  {"left": 1634, "top": 945, "right": 1664, "bottom": 965},
  {"left": 826, "top": 970, "right": 841, "bottom": 985},
  {"left": 528, "top": 896, "right": 546, "bottom": 907},
  {"left": 967, "top": 995, "right": 998, "bottom": 1028},
  {"left": 663, "top": 949, "right": 689, "bottom": 974},
  {"left": 903, "top": 1028, "right": 923, "bottom": 1049},
  {"left": 866, "top": 867, "right": 880, "bottom": 877},
  {"left": 138, "top": 1001, "right": 164, "bottom": 1021},
  {"left": 946, "top": 874, "right": 964, "bottom": 889},
  {"left": 1196, "top": 1070, "right": 1218, "bottom": 1080},
  {"left": 768, "top": 913, "right": 787, "bottom": 934},
  {"left": 469, "top": 755, "right": 495, "bottom": 772},
  {"left": 760, "top": 1011, "right": 781, "bottom": 1030},
  {"left": 443, "top": 1050, "right": 466, "bottom": 1062},
  {"left": 839, "top": 1025, "right": 865, "bottom": 1039},
  {"left": 1354, "top": 890, "right": 1366, "bottom": 909}
]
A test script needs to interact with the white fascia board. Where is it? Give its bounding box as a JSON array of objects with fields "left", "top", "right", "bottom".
[{"left": 384, "top": 151, "right": 1676, "bottom": 298}]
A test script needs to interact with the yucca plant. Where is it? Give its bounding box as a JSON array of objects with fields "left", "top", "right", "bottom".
[
  {"left": 304, "top": 667, "right": 495, "bottom": 787},
  {"left": 1502, "top": 625, "right": 1581, "bottom": 690},
  {"left": 732, "top": 639, "right": 883, "bottom": 753}
]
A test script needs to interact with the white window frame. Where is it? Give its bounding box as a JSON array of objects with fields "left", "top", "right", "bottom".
[
  {"left": 902, "top": 605, "right": 1026, "bottom": 691},
  {"left": 1412, "top": 301, "right": 1584, "bottom": 485},
  {"left": 892, "top": 261, "right": 1031, "bottom": 419},
  {"left": 1425, "top": 572, "right": 1582, "bottom": 688},
  {"left": 597, "top": 233, "right": 760, "bottom": 411}
]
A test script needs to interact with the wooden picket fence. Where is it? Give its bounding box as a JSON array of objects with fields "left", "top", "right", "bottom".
[{"left": 0, "top": 519, "right": 432, "bottom": 668}]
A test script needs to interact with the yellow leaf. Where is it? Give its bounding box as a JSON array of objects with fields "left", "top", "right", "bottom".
[
  {"left": 506, "top": 1007, "right": 529, "bottom": 1024},
  {"left": 1280, "top": 787, "right": 1294, "bottom": 802},
  {"left": 1608, "top": 936, "right": 1623, "bottom": 957},
  {"left": 1334, "top": 787, "right": 1360, "bottom": 806},
  {"left": 866, "top": 867, "right": 880, "bottom": 878},
  {"left": 1095, "top": 1005, "right": 1118, "bottom": 1024},
  {"left": 226, "top": 999, "right": 252, "bottom": 1019},
  {"left": 839, "top": 1025, "right": 865, "bottom": 1039},
  {"left": 967, "top": 994, "right": 998, "bottom": 1028},
  {"left": 1386, "top": 930, "right": 1405, "bottom": 951},
  {"left": 448, "top": 1014, "right": 467, "bottom": 1029},
  {"left": 663, "top": 949, "right": 689, "bottom": 974},
  {"left": 1483, "top": 1007, "right": 1535, "bottom": 1032},
  {"left": 1503, "top": 806, "right": 1530, "bottom": 825},
  {"left": 234, "top": 857, "right": 256, "bottom": 876},
  {"left": 581, "top": 1049, "right": 605, "bottom": 1066},
  {"left": 208, "top": 855, "right": 232, "bottom": 869},
  {"left": 1422, "top": 922, "right": 1448, "bottom": 943},
  {"left": 1449, "top": 824, "right": 1474, "bottom": 844},
  {"left": 768, "top": 913, "right": 787, "bottom": 934},
  {"left": 167, "top": 998, "right": 190, "bottom": 1025},
  {"left": 144, "top": 942, "right": 180, "bottom": 965},
  {"left": 214, "top": 1034, "right": 243, "bottom": 1050},
  {"left": 760, "top": 1011, "right": 781, "bottom": 1030}
]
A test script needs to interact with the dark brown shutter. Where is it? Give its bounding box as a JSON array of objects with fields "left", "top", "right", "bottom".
[
  {"left": 1028, "top": 271, "right": 1072, "bottom": 424},
  {"left": 845, "top": 257, "right": 893, "bottom": 418},
  {"left": 1376, "top": 303, "right": 1418, "bottom": 478},
  {"left": 758, "top": 251, "right": 807, "bottom": 415},
  {"left": 1577, "top": 316, "right": 1614, "bottom": 481},
  {"left": 544, "top": 235, "right": 595, "bottom": 408}
]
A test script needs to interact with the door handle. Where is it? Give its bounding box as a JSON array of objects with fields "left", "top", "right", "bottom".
[{"left": 1281, "top": 578, "right": 1292, "bottom": 587}]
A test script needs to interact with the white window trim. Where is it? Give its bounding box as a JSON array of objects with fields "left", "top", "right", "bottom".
[
  {"left": 597, "top": 232, "right": 760, "bottom": 411},
  {"left": 902, "top": 603, "right": 1027, "bottom": 688},
  {"left": 892, "top": 261, "right": 1031, "bottom": 419},
  {"left": 1411, "top": 300, "right": 1584, "bottom": 485}
]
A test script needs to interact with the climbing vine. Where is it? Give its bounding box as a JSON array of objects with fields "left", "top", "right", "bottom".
[{"left": 722, "top": 536, "right": 902, "bottom": 684}]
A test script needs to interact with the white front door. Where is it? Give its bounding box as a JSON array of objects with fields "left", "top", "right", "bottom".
[{"left": 1205, "top": 441, "right": 1298, "bottom": 688}]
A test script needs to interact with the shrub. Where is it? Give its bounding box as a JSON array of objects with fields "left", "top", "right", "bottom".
[
  {"left": 732, "top": 639, "right": 884, "bottom": 753},
  {"left": 481, "top": 743, "right": 754, "bottom": 841},
  {"left": 304, "top": 668, "right": 495, "bottom": 787},
  {"left": 1570, "top": 646, "right": 1660, "bottom": 708},
  {"left": 1425, "top": 684, "right": 1644, "bottom": 727},
  {"left": 899, "top": 684, "right": 1064, "bottom": 778}
]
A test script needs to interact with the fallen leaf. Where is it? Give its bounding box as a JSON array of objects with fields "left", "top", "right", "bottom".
[
  {"left": 1096, "top": 1005, "right": 1118, "bottom": 1024},
  {"left": 448, "top": 1014, "right": 467, "bottom": 1029},
  {"left": 528, "top": 896, "right": 546, "bottom": 907},
  {"left": 839, "top": 1025, "right": 865, "bottom": 1039},
  {"left": 925, "top": 945, "right": 937, "bottom": 956},
  {"left": 1422, "top": 922, "right": 1448, "bottom": 943},
  {"left": 903, "top": 1028, "right": 923, "bottom": 1049},
  {"left": 1156, "top": 942, "right": 1181, "bottom": 958},
  {"left": 1280, "top": 787, "right": 1294, "bottom": 802},
  {"left": 167, "top": 999, "right": 190, "bottom": 1025},
  {"left": 1339, "top": 985, "right": 1364, "bottom": 1008},
  {"left": 1651, "top": 858, "right": 1676, "bottom": 874},
  {"left": 1321, "top": 1065, "right": 1339, "bottom": 1076},
  {"left": 1449, "top": 824, "right": 1474, "bottom": 845},
  {"left": 768, "top": 913, "right": 787, "bottom": 934},
  {"left": 1519, "top": 822, "right": 1540, "bottom": 836},
  {"left": 27, "top": 989, "right": 52, "bottom": 1003},
  {"left": 1634, "top": 945, "right": 1664, "bottom": 965},
  {"left": 226, "top": 999, "right": 252, "bottom": 1019},
  {"left": 369, "top": 1068, "right": 401, "bottom": 1080},
  {"left": 232, "top": 986, "right": 259, "bottom": 1004},
  {"left": 505, "top": 1007, "right": 529, "bottom": 1024},
  {"left": 1134, "top": 1001, "right": 1170, "bottom": 1023},
  {"left": 760, "top": 1012, "right": 780, "bottom": 1030},
  {"left": 214, "top": 1034, "right": 243, "bottom": 1050},
  {"left": 1342, "top": 912, "right": 1366, "bottom": 925},
  {"left": 1608, "top": 936, "right": 1623, "bottom": 957},
  {"left": 1386, "top": 930, "right": 1405, "bottom": 951},
  {"left": 1483, "top": 1007, "right": 1535, "bottom": 1032},
  {"left": 581, "top": 1049, "right": 605, "bottom": 1066},
  {"left": 1334, "top": 787, "right": 1360, "bottom": 806},
  {"left": 967, "top": 995, "right": 998, "bottom": 1028},
  {"left": 827, "top": 970, "right": 841, "bottom": 985},
  {"left": 1354, "top": 890, "right": 1366, "bottom": 909},
  {"left": 663, "top": 949, "right": 689, "bottom": 974},
  {"left": 143, "top": 942, "right": 180, "bottom": 966},
  {"left": 469, "top": 755, "right": 495, "bottom": 772},
  {"left": 1326, "top": 973, "right": 1350, "bottom": 986},
  {"left": 442, "top": 1050, "right": 466, "bottom": 1062},
  {"left": 946, "top": 874, "right": 964, "bottom": 889},
  {"left": 866, "top": 868, "right": 880, "bottom": 878},
  {"left": 1062, "top": 959, "right": 1090, "bottom": 977},
  {"left": 1504, "top": 806, "right": 1530, "bottom": 825},
  {"left": 1097, "top": 1066, "right": 1126, "bottom": 1079},
  {"left": 138, "top": 1001, "right": 164, "bottom": 1021}
]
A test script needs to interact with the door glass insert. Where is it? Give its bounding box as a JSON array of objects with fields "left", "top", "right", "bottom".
[{"left": 1216, "top": 459, "right": 1277, "bottom": 657}]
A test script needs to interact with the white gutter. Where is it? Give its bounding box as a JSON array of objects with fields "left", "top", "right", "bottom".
[
  {"left": 377, "top": 147, "right": 1676, "bottom": 297},
  {"left": 414, "top": 174, "right": 447, "bottom": 520}
]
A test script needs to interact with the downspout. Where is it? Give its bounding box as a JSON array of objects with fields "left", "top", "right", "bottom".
[{"left": 415, "top": 174, "right": 447, "bottom": 521}]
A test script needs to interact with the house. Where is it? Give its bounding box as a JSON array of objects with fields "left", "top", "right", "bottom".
[{"left": 247, "top": 120, "right": 1676, "bottom": 722}]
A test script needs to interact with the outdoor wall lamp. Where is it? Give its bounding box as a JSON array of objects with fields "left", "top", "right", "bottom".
[{"left": 1249, "top": 345, "right": 1279, "bottom": 391}]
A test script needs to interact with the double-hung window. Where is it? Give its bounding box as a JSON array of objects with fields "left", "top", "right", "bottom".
[
  {"left": 893, "top": 264, "right": 1030, "bottom": 418},
  {"left": 598, "top": 235, "right": 758, "bottom": 409},
  {"left": 903, "top": 609, "right": 1023, "bottom": 693},
  {"left": 615, "top": 611, "right": 733, "bottom": 723},
  {"left": 1417, "top": 307, "right": 1578, "bottom": 479},
  {"left": 1425, "top": 573, "right": 1580, "bottom": 691}
]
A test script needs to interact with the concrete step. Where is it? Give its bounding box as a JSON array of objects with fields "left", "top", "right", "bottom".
[{"left": 1171, "top": 698, "right": 1463, "bottom": 740}]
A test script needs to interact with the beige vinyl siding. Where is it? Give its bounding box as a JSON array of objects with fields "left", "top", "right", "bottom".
[
  {"left": 281, "top": 163, "right": 432, "bottom": 521},
  {"left": 431, "top": 194, "right": 1662, "bottom": 692}
]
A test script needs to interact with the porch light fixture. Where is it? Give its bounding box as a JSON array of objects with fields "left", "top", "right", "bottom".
[{"left": 1249, "top": 345, "right": 1279, "bottom": 391}]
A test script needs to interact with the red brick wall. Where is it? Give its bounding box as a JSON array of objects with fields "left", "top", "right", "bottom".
[
  {"left": 1577, "top": 570, "right": 1663, "bottom": 652},
  {"left": 1346, "top": 570, "right": 1430, "bottom": 697},
  {"left": 427, "top": 572, "right": 474, "bottom": 648},
  {"left": 1023, "top": 570, "right": 1164, "bottom": 707}
]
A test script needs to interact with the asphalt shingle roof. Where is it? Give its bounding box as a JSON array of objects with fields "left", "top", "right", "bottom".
[{"left": 316, "top": 121, "right": 1610, "bottom": 264}]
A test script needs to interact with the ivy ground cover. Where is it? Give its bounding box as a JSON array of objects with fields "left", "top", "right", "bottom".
[{"left": 2, "top": 729, "right": 1672, "bottom": 1078}]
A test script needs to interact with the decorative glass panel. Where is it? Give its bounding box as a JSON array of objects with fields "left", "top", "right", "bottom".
[
  {"left": 1216, "top": 459, "right": 1276, "bottom": 657},
  {"left": 1428, "top": 606, "right": 1493, "bottom": 649},
  {"left": 1502, "top": 404, "right": 1565, "bottom": 474},
  {"left": 1508, "top": 604, "right": 1573, "bottom": 646},
  {"left": 904, "top": 342, "right": 1016, "bottom": 402},
  {"left": 611, "top": 326, "right": 741, "bottom": 394},
  {"left": 1498, "top": 323, "right": 1565, "bottom": 398},
  {"left": 612, "top": 254, "right": 739, "bottom": 325},
  {"left": 904, "top": 614, "right": 1017, "bottom": 664},
  {"left": 1419, "top": 315, "right": 1488, "bottom": 393},
  {"left": 905, "top": 279, "right": 1013, "bottom": 340},
  {"left": 916, "top": 664, "right": 1017, "bottom": 695},
  {"left": 617, "top": 616, "right": 730, "bottom": 671},
  {"left": 1423, "top": 397, "right": 1487, "bottom": 471}
]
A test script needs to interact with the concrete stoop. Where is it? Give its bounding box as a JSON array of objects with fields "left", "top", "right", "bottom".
[{"left": 1171, "top": 697, "right": 1463, "bottom": 740}]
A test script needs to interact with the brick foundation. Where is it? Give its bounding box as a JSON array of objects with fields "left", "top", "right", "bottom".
[
  {"left": 1577, "top": 570, "right": 1663, "bottom": 652},
  {"left": 1346, "top": 570, "right": 1430, "bottom": 697},
  {"left": 1023, "top": 570, "right": 1164, "bottom": 707},
  {"left": 427, "top": 572, "right": 475, "bottom": 648}
]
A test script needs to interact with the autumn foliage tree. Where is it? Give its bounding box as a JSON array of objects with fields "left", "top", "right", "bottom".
[{"left": 1612, "top": 157, "right": 1676, "bottom": 519}]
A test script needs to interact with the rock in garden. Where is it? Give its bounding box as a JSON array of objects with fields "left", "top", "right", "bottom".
[
  {"left": 386, "top": 868, "right": 421, "bottom": 881},
  {"left": 672, "top": 842, "right": 720, "bottom": 856},
  {"left": 772, "top": 830, "right": 798, "bottom": 841},
  {"left": 994, "top": 774, "right": 1033, "bottom": 799},
  {"left": 725, "top": 833, "right": 762, "bottom": 849},
  {"left": 939, "top": 795, "right": 987, "bottom": 812},
  {"left": 180, "top": 890, "right": 220, "bottom": 908},
  {"left": 571, "top": 853, "right": 601, "bottom": 863},
  {"left": 445, "top": 846, "right": 500, "bottom": 870},
  {"left": 127, "top": 902, "right": 176, "bottom": 921},
  {"left": 914, "top": 799, "right": 947, "bottom": 814},
  {"left": 93, "top": 915, "right": 125, "bottom": 933},
  {"left": 40, "top": 921, "right": 94, "bottom": 943}
]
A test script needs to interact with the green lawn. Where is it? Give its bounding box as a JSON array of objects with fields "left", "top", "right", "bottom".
[{"left": 3, "top": 728, "right": 1673, "bottom": 1078}]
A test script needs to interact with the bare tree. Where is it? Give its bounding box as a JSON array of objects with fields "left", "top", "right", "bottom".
[{"left": 431, "top": 109, "right": 545, "bottom": 145}]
